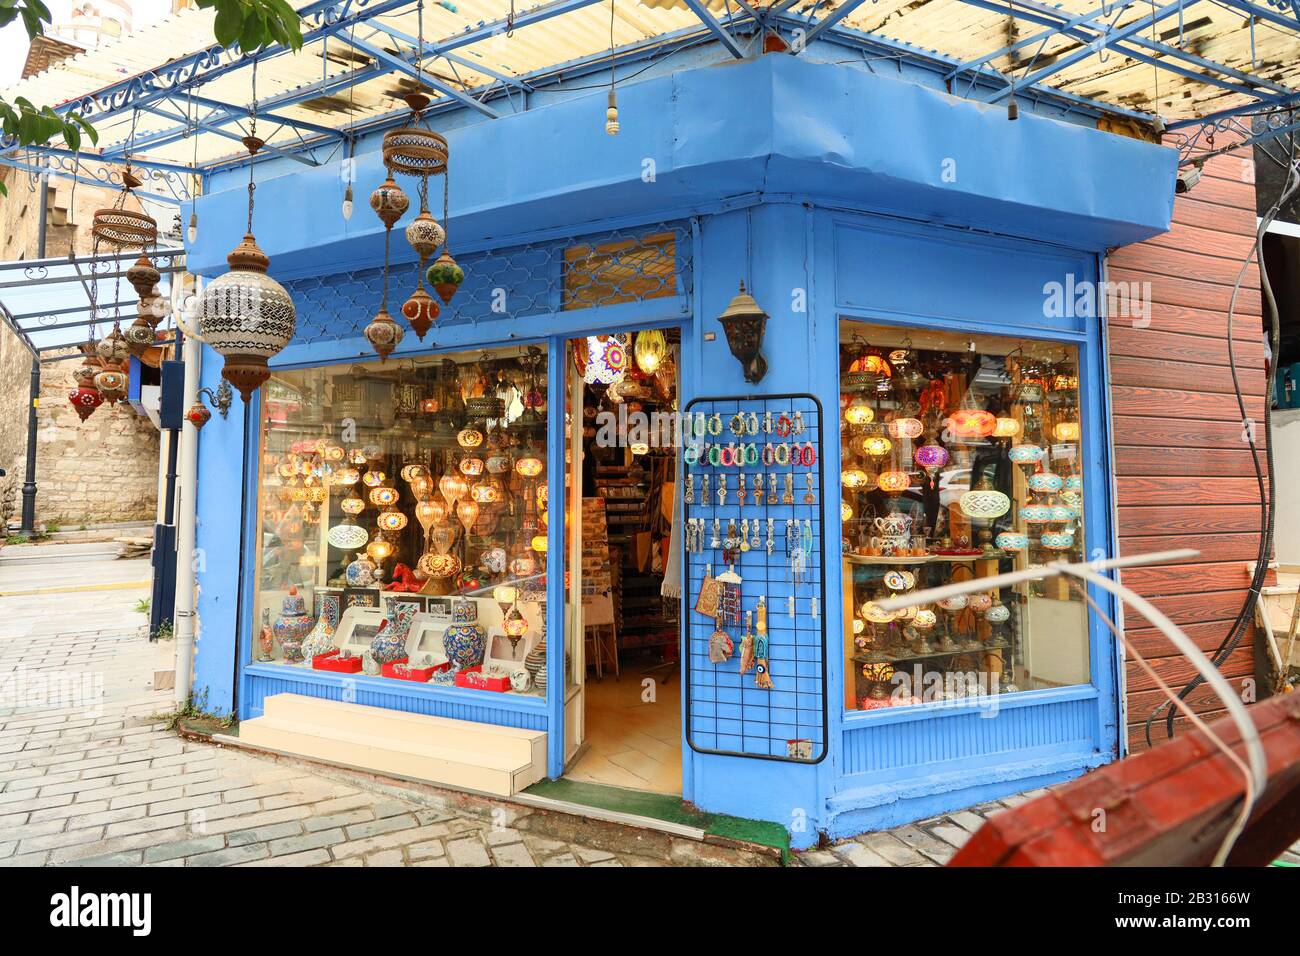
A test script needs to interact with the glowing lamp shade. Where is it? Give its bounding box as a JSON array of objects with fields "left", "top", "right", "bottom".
[
  {"left": 409, "top": 476, "right": 434, "bottom": 501},
  {"left": 531, "top": 533, "right": 549, "bottom": 553},
  {"left": 886, "top": 417, "right": 923, "bottom": 440},
  {"left": 841, "top": 501, "right": 853, "bottom": 522},
  {"left": 456, "top": 428, "right": 484, "bottom": 449},
  {"left": 877, "top": 471, "right": 911, "bottom": 493},
  {"left": 860, "top": 601, "right": 896, "bottom": 624},
  {"left": 493, "top": 585, "right": 518, "bottom": 605},
  {"left": 947, "top": 409, "right": 997, "bottom": 439},
  {"left": 362, "top": 469, "right": 388, "bottom": 488},
  {"left": 515, "top": 455, "right": 544, "bottom": 478},
  {"left": 377, "top": 510, "right": 408, "bottom": 532},
  {"left": 439, "top": 473, "right": 468, "bottom": 508},
  {"left": 914, "top": 444, "right": 950, "bottom": 473},
  {"left": 503, "top": 605, "right": 529, "bottom": 638},
  {"left": 332, "top": 467, "right": 361, "bottom": 487},
  {"left": 341, "top": 494, "right": 365, "bottom": 516},
  {"left": 1053, "top": 421, "right": 1081, "bottom": 442},
  {"left": 959, "top": 484, "right": 1011, "bottom": 519},
  {"left": 633, "top": 329, "right": 667, "bottom": 374},
  {"left": 841, "top": 468, "right": 870, "bottom": 489},
  {"left": 369, "top": 486, "right": 399, "bottom": 508},
  {"left": 630, "top": 442, "right": 650, "bottom": 456},
  {"left": 459, "top": 456, "right": 485, "bottom": 477},
  {"left": 993, "top": 417, "right": 1021, "bottom": 438},
  {"left": 456, "top": 498, "right": 480, "bottom": 533},
  {"left": 912, "top": 609, "right": 937, "bottom": 630},
  {"left": 470, "top": 480, "right": 500, "bottom": 504},
  {"left": 415, "top": 499, "right": 445, "bottom": 532},
  {"left": 582, "top": 335, "right": 629, "bottom": 385},
  {"left": 400, "top": 463, "right": 429, "bottom": 482},
  {"left": 861, "top": 435, "right": 893, "bottom": 458},
  {"left": 844, "top": 396, "right": 875, "bottom": 426},
  {"left": 366, "top": 536, "right": 394, "bottom": 562}
]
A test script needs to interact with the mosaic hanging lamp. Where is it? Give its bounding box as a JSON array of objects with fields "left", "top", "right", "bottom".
[
  {"left": 392, "top": 89, "right": 448, "bottom": 341},
  {"left": 67, "top": 362, "right": 103, "bottom": 422},
  {"left": 366, "top": 172, "right": 409, "bottom": 361},
  {"left": 196, "top": 79, "right": 297, "bottom": 401}
]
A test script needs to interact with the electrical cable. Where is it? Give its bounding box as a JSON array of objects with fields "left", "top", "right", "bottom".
[{"left": 1144, "top": 120, "right": 1300, "bottom": 745}]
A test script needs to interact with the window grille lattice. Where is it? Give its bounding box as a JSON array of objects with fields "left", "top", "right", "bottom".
[{"left": 286, "top": 222, "right": 692, "bottom": 347}]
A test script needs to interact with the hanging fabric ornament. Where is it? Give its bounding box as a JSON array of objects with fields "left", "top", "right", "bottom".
[{"left": 196, "top": 84, "right": 296, "bottom": 402}]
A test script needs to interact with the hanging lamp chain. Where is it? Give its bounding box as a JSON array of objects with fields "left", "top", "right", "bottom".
[{"left": 247, "top": 60, "right": 259, "bottom": 234}]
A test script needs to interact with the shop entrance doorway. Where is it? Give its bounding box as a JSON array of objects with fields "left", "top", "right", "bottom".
[{"left": 560, "top": 329, "right": 683, "bottom": 794}]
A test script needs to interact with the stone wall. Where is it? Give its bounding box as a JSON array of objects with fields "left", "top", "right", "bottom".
[{"left": 0, "top": 167, "right": 161, "bottom": 530}]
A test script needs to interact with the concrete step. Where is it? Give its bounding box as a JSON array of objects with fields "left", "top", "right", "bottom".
[
  {"left": 240, "top": 694, "right": 547, "bottom": 797},
  {"left": 0, "top": 540, "right": 124, "bottom": 564}
]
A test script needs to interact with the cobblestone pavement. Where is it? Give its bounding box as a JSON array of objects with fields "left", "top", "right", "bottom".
[{"left": 0, "top": 557, "right": 699, "bottom": 867}]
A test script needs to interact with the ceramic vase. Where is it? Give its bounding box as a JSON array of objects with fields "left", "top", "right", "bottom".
[
  {"left": 272, "top": 586, "right": 313, "bottom": 661},
  {"left": 301, "top": 593, "right": 341, "bottom": 662},
  {"left": 371, "top": 600, "right": 418, "bottom": 664},
  {"left": 442, "top": 599, "right": 487, "bottom": 670},
  {"left": 346, "top": 552, "right": 378, "bottom": 587},
  {"left": 524, "top": 637, "right": 547, "bottom": 693}
]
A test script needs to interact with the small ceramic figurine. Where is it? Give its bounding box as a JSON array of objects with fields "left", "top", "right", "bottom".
[{"left": 257, "top": 608, "right": 274, "bottom": 662}]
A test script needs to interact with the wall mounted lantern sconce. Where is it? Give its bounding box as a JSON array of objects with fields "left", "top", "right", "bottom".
[
  {"left": 187, "top": 381, "right": 233, "bottom": 430},
  {"left": 718, "top": 281, "right": 769, "bottom": 384}
]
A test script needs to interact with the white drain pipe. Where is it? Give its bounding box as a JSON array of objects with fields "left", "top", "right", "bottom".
[{"left": 173, "top": 291, "right": 202, "bottom": 706}]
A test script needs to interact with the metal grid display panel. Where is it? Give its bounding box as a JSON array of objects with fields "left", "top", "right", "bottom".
[{"left": 683, "top": 394, "right": 828, "bottom": 764}]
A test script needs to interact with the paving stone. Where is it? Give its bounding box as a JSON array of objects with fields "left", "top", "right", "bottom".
[
  {"left": 490, "top": 842, "right": 536, "bottom": 867},
  {"left": 239, "top": 848, "right": 331, "bottom": 867},
  {"left": 485, "top": 827, "right": 524, "bottom": 847},
  {"left": 19, "top": 826, "right": 105, "bottom": 853},
  {"left": 227, "top": 821, "right": 303, "bottom": 847},
  {"left": 268, "top": 828, "right": 344, "bottom": 857},
  {"left": 67, "top": 850, "right": 146, "bottom": 867},
  {"left": 303, "top": 809, "right": 374, "bottom": 833},
  {"left": 186, "top": 843, "right": 271, "bottom": 867},
  {"left": 799, "top": 850, "right": 843, "bottom": 867},
  {"left": 142, "top": 835, "right": 225, "bottom": 863},
  {"left": 931, "top": 824, "right": 972, "bottom": 849},
  {"left": 575, "top": 846, "right": 615, "bottom": 864},
  {"left": 889, "top": 824, "right": 956, "bottom": 864},
  {"left": 407, "top": 840, "right": 447, "bottom": 861},
  {"left": 446, "top": 837, "right": 491, "bottom": 867},
  {"left": 831, "top": 842, "right": 892, "bottom": 867},
  {"left": 344, "top": 813, "right": 418, "bottom": 840},
  {"left": 365, "top": 849, "right": 405, "bottom": 867},
  {"left": 542, "top": 852, "right": 580, "bottom": 867},
  {"left": 860, "top": 831, "right": 927, "bottom": 866}
]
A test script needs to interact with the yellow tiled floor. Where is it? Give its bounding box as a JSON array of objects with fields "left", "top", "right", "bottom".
[{"left": 565, "top": 669, "right": 682, "bottom": 794}]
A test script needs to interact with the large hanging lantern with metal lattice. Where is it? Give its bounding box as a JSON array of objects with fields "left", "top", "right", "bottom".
[
  {"left": 91, "top": 169, "right": 157, "bottom": 251},
  {"left": 197, "top": 124, "right": 297, "bottom": 400}
]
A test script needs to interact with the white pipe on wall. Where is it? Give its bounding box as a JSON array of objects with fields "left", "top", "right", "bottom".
[{"left": 172, "top": 308, "right": 202, "bottom": 706}]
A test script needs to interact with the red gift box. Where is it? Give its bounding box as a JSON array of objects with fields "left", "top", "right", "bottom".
[
  {"left": 381, "top": 656, "right": 449, "bottom": 682},
  {"left": 312, "top": 649, "right": 362, "bottom": 673},
  {"left": 454, "top": 665, "right": 511, "bottom": 692}
]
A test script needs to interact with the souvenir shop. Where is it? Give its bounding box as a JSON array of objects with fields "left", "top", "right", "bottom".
[{"left": 186, "top": 53, "right": 1177, "bottom": 846}]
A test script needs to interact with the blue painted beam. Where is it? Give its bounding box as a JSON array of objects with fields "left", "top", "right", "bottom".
[
  {"left": 0, "top": 156, "right": 184, "bottom": 204},
  {"left": 1167, "top": 88, "right": 1300, "bottom": 129},
  {"left": 363, "top": 22, "right": 535, "bottom": 91},
  {"left": 953, "top": 0, "right": 1292, "bottom": 99},
  {"left": 679, "top": 0, "right": 747, "bottom": 58},
  {"left": 989, "top": 0, "right": 1197, "bottom": 102},
  {"left": 944, "top": 1, "right": 1137, "bottom": 80},
  {"left": 791, "top": 0, "right": 874, "bottom": 48},
  {"left": 343, "top": 34, "right": 502, "bottom": 118},
  {"left": 1215, "top": 0, "right": 1300, "bottom": 31}
]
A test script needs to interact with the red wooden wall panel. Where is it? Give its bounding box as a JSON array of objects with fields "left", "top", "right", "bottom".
[{"left": 1107, "top": 145, "right": 1268, "bottom": 755}]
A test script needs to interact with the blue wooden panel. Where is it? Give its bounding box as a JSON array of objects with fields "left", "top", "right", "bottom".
[{"left": 831, "top": 217, "right": 1096, "bottom": 334}]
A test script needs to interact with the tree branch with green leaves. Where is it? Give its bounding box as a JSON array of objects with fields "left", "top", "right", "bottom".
[{"left": 0, "top": 0, "right": 305, "bottom": 194}]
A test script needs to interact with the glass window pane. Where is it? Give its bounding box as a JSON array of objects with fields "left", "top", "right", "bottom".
[
  {"left": 839, "top": 321, "right": 1089, "bottom": 711},
  {"left": 252, "top": 346, "right": 551, "bottom": 698}
]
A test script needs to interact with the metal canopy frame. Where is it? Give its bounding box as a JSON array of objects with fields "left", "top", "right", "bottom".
[
  {"left": 2, "top": 0, "right": 1297, "bottom": 188},
  {"left": 0, "top": 247, "right": 186, "bottom": 355}
]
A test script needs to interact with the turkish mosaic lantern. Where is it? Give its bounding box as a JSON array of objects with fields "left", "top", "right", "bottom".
[
  {"left": 197, "top": 137, "right": 297, "bottom": 401},
  {"left": 427, "top": 252, "right": 464, "bottom": 306},
  {"left": 914, "top": 443, "right": 949, "bottom": 476},
  {"left": 96, "top": 324, "right": 129, "bottom": 367},
  {"left": 959, "top": 476, "right": 1011, "bottom": 519},
  {"left": 388, "top": 89, "right": 449, "bottom": 343},
  {"left": 947, "top": 408, "right": 997, "bottom": 439},
  {"left": 634, "top": 329, "right": 667, "bottom": 375},
  {"left": 67, "top": 364, "right": 103, "bottom": 422},
  {"left": 185, "top": 399, "right": 212, "bottom": 430},
  {"left": 877, "top": 470, "right": 911, "bottom": 494},
  {"left": 844, "top": 395, "right": 874, "bottom": 425},
  {"left": 887, "top": 417, "right": 923, "bottom": 440},
  {"left": 367, "top": 174, "right": 411, "bottom": 362},
  {"left": 124, "top": 316, "right": 155, "bottom": 357},
  {"left": 94, "top": 367, "right": 128, "bottom": 405}
]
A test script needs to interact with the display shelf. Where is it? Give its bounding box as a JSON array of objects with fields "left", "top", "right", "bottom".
[
  {"left": 852, "top": 639, "right": 1011, "bottom": 666},
  {"left": 844, "top": 552, "right": 1007, "bottom": 566}
]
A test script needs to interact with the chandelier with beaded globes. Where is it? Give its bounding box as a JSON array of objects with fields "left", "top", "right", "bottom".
[
  {"left": 197, "top": 67, "right": 297, "bottom": 401},
  {"left": 365, "top": 0, "right": 460, "bottom": 359}
]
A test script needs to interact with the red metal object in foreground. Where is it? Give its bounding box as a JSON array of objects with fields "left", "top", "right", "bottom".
[{"left": 949, "top": 692, "right": 1300, "bottom": 866}]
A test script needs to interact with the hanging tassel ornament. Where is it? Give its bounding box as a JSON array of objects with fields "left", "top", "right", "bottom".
[{"left": 754, "top": 596, "right": 773, "bottom": 689}]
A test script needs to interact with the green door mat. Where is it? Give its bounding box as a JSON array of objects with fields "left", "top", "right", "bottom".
[{"left": 524, "top": 778, "right": 791, "bottom": 862}]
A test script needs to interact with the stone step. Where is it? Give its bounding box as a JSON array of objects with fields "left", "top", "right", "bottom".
[
  {"left": 261, "top": 693, "right": 545, "bottom": 765},
  {"left": 0, "top": 540, "right": 124, "bottom": 564},
  {"left": 240, "top": 697, "right": 547, "bottom": 797}
]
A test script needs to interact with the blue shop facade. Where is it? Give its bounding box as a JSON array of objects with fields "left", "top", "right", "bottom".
[{"left": 186, "top": 52, "right": 1176, "bottom": 847}]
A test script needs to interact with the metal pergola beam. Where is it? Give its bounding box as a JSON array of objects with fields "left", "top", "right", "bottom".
[
  {"left": 790, "top": 0, "right": 874, "bottom": 48},
  {"left": 0, "top": 156, "right": 185, "bottom": 205},
  {"left": 363, "top": 22, "right": 535, "bottom": 92},
  {"left": 679, "top": 0, "right": 748, "bottom": 58},
  {"left": 343, "top": 35, "right": 502, "bottom": 118},
  {"left": 1215, "top": 0, "right": 1300, "bottom": 32},
  {"left": 989, "top": 0, "right": 1197, "bottom": 102}
]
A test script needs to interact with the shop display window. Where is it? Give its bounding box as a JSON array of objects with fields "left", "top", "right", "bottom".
[
  {"left": 839, "top": 321, "right": 1090, "bottom": 711},
  {"left": 252, "top": 346, "right": 551, "bottom": 697}
]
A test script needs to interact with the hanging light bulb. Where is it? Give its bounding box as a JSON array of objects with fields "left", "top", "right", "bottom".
[
  {"left": 605, "top": 88, "right": 619, "bottom": 136},
  {"left": 342, "top": 183, "right": 354, "bottom": 221},
  {"left": 187, "top": 211, "right": 198, "bottom": 244}
]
